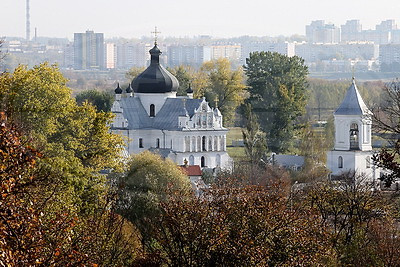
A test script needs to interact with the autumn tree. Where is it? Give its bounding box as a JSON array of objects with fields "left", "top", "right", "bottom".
[
  {"left": 294, "top": 125, "right": 330, "bottom": 182},
  {"left": 371, "top": 80, "right": 400, "bottom": 186},
  {"left": 305, "top": 174, "right": 393, "bottom": 265},
  {"left": 117, "top": 151, "right": 191, "bottom": 241},
  {"left": 200, "top": 58, "right": 246, "bottom": 125},
  {"left": 244, "top": 51, "right": 308, "bottom": 152},
  {"left": 242, "top": 103, "right": 267, "bottom": 166},
  {"left": 0, "top": 113, "right": 136, "bottom": 265},
  {"left": 147, "top": 178, "right": 334, "bottom": 266}
]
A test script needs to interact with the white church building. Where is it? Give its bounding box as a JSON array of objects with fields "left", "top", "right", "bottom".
[
  {"left": 110, "top": 42, "right": 232, "bottom": 169},
  {"left": 327, "top": 78, "right": 380, "bottom": 182}
]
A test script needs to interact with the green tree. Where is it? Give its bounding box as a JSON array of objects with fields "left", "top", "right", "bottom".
[
  {"left": 244, "top": 51, "right": 308, "bottom": 152},
  {"left": 0, "top": 63, "right": 124, "bottom": 211},
  {"left": 76, "top": 89, "right": 114, "bottom": 112},
  {"left": 167, "top": 65, "right": 195, "bottom": 96},
  {"left": 125, "top": 66, "right": 145, "bottom": 81},
  {"left": 117, "top": 151, "right": 191, "bottom": 240},
  {"left": 200, "top": 58, "right": 247, "bottom": 126},
  {"left": 242, "top": 103, "right": 267, "bottom": 165}
]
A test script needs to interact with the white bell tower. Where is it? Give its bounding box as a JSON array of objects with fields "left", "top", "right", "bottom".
[{"left": 327, "top": 78, "right": 377, "bottom": 181}]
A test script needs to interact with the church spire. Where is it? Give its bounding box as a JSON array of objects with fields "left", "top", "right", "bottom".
[{"left": 334, "top": 78, "right": 370, "bottom": 116}]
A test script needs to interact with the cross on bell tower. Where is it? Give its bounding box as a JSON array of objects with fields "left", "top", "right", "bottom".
[{"left": 151, "top": 26, "right": 161, "bottom": 45}]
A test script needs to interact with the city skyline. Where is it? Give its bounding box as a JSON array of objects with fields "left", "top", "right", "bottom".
[{"left": 1, "top": 0, "right": 400, "bottom": 39}]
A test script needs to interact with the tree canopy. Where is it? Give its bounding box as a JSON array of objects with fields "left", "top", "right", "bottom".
[
  {"left": 0, "top": 63, "right": 124, "bottom": 211},
  {"left": 244, "top": 51, "right": 308, "bottom": 152},
  {"left": 117, "top": 151, "right": 191, "bottom": 239},
  {"left": 76, "top": 89, "right": 114, "bottom": 112},
  {"left": 199, "top": 58, "right": 247, "bottom": 126}
]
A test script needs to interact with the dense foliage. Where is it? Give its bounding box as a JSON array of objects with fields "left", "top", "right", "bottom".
[{"left": 244, "top": 51, "right": 309, "bottom": 152}]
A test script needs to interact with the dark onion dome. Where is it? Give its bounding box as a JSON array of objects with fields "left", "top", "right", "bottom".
[
  {"left": 186, "top": 84, "right": 193, "bottom": 94},
  {"left": 114, "top": 83, "right": 123, "bottom": 94},
  {"left": 126, "top": 83, "right": 133, "bottom": 93},
  {"left": 132, "top": 44, "right": 179, "bottom": 93}
]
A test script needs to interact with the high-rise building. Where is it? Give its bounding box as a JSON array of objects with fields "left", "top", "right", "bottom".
[
  {"left": 379, "top": 44, "right": 400, "bottom": 71},
  {"left": 341, "top": 20, "right": 362, "bottom": 43},
  {"left": 105, "top": 43, "right": 117, "bottom": 69},
  {"left": 241, "top": 42, "right": 295, "bottom": 64},
  {"left": 306, "top": 20, "right": 341, "bottom": 44},
  {"left": 116, "top": 42, "right": 150, "bottom": 69},
  {"left": 167, "top": 45, "right": 212, "bottom": 67},
  {"left": 376, "top": 19, "right": 397, "bottom": 32},
  {"left": 73, "top": 30, "right": 105, "bottom": 70},
  {"left": 63, "top": 42, "right": 74, "bottom": 69},
  {"left": 210, "top": 44, "right": 241, "bottom": 62}
]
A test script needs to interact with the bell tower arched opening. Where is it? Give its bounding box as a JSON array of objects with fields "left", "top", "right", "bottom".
[{"left": 350, "top": 123, "right": 359, "bottom": 150}]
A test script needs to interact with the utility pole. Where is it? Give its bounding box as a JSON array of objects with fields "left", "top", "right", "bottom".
[{"left": 26, "top": 0, "right": 30, "bottom": 42}]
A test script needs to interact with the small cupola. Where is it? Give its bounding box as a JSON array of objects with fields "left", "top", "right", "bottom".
[
  {"left": 114, "top": 83, "right": 123, "bottom": 101},
  {"left": 186, "top": 84, "right": 194, "bottom": 99},
  {"left": 126, "top": 83, "right": 133, "bottom": 97}
]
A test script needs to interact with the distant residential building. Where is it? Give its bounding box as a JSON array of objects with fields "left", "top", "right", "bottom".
[
  {"left": 241, "top": 42, "right": 295, "bottom": 63},
  {"left": 116, "top": 42, "right": 150, "bottom": 69},
  {"left": 360, "top": 30, "right": 391, "bottom": 45},
  {"left": 105, "top": 43, "right": 117, "bottom": 69},
  {"left": 73, "top": 30, "right": 105, "bottom": 70},
  {"left": 306, "top": 20, "right": 341, "bottom": 44},
  {"left": 341, "top": 20, "right": 398, "bottom": 45},
  {"left": 167, "top": 45, "right": 212, "bottom": 67},
  {"left": 295, "top": 43, "right": 378, "bottom": 62},
  {"left": 341, "top": 20, "right": 362, "bottom": 43},
  {"left": 376, "top": 19, "right": 397, "bottom": 32},
  {"left": 379, "top": 44, "right": 400, "bottom": 71},
  {"left": 210, "top": 44, "right": 241, "bottom": 62},
  {"left": 63, "top": 42, "right": 74, "bottom": 69}
]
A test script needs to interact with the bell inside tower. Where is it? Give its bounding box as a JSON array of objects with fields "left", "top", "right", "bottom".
[{"left": 349, "top": 123, "right": 359, "bottom": 150}]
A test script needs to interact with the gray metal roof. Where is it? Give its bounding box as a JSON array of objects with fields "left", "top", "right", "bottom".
[
  {"left": 335, "top": 78, "right": 370, "bottom": 116},
  {"left": 119, "top": 97, "right": 202, "bottom": 130},
  {"left": 274, "top": 155, "right": 305, "bottom": 167}
]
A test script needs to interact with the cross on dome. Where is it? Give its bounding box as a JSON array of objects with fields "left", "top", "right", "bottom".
[{"left": 151, "top": 26, "right": 161, "bottom": 45}]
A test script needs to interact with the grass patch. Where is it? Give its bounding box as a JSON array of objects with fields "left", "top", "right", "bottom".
[
  {"left": 227, "top": 147, "right": 247, "bottom": 162},
  {"left": 227, "top": 127, "right": 243, "bottom": 146}
]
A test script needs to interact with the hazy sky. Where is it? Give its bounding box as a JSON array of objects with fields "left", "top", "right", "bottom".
[{"left": 1, "top": 0, "right": 400, "bottom": 39}]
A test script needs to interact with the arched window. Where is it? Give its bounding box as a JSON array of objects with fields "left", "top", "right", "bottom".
[
  {"left": 185, "top": 137, "right": 190, "bottom": 152},
  {"left": 150, "top": 104, "right": 155, "bottom": 117},
  {"left": 139, "top": 138, "right": 143, "bottom": 148},
  {"left": 202, "top": 136, "right": 206, "bottom": 151},
  {"left": 189, "top": 155, "right": 194, "bottom": 165},
  {"left": 156, "top": 138, "right": 160, "bottom": 148},
  {"left": 192, "top": 136, "right": 196, "bottom": 152},
  {"left": 208, "top": 137, "right": 213, "bottom": 151},
  {"left": 350, "top": 123, "right": 359, "bottom": 150},
  {"left": 197, "top": 136, "right": 201, "bottom": 152},
  {"left": 338, "top": 156, "right": 343, "bottom": 168},
  {"left": 201, "top": 156, "right": 205, "bottom": 168}
]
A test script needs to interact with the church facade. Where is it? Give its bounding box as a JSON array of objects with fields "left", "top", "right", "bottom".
[
  {"left": 327, "top": 78, "right": 380, "bottom": 182},
  {"left": 110, "top": 43, "right": 232, "bottom": 169}
]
